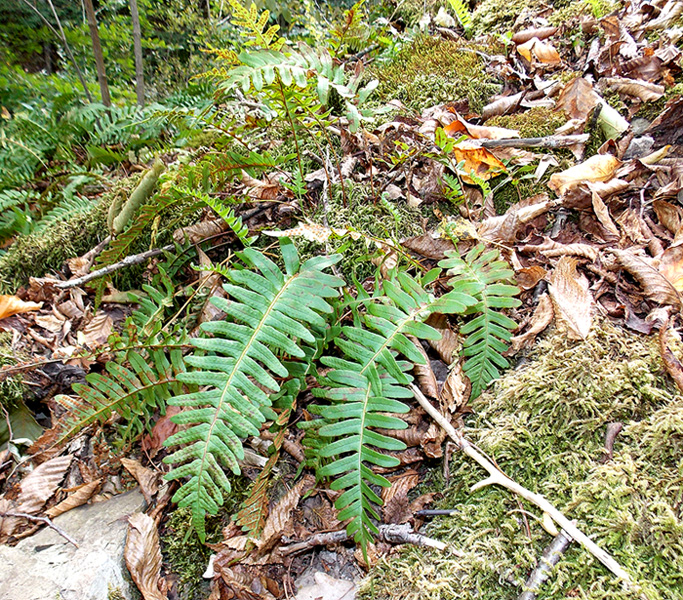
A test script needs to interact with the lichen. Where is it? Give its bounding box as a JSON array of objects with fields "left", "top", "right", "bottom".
[
  {"left": 361, "top": 320, "right": 682, "bottom": 600},
  {"left": 371, "top": 36, "right": 502, "bottom": 113}
]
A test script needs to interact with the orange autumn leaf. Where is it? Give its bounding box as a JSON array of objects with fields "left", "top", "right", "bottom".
[
  {"left": 452, "top": 140, "right": 507, "bottom": 183},
  {"left": 517, "top": 37, "right": 561, "bottom": 65},
  {"left": 444, "top": 117, "right": 519, "bottom": 140},
  {"left": 0, "top": 295, "right": 42, "bottom": 320}
]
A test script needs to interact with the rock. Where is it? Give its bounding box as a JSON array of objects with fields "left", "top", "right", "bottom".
[
  {"left": 631, "top": 117, "right": 651, "bottom": 135},
  {"left": 0, "top": 489, "right": 144, "bottom": 600},
  {"left": 623, "top": 135, "right": 654, "bottom": 160}
]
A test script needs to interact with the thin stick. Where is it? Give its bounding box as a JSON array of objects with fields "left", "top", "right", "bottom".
[
  {"left": 478, "top": 135, "right": 589, "bottom": 149},
  {"left": 410, "top": 384, "right": 638, "bottom": 591},
  {"left": 55, "top": 244, "right": 175, "bottom": 289},
  {"left": 518, "top": 530, "right": 572, "bottom": 600},
  {"left": 1, "top": 511, "right": 79, "bottom": 548}
]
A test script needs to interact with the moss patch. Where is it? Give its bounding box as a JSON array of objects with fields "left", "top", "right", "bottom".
[
  {"left": 486, "top": 107, "right": 568, "bottom": 138},
  {"left": 361, "top": 321, "right": 682, "bottom": 600},
  {"left": 472, "top": 0, "right": 545, "bottom": 32},
  {"left": 371, "top": 36, "right": 502, "bottom": 113}
]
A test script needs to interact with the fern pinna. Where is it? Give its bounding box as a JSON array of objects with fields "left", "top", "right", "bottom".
[
  {"left": 163, "top": 239, "right": 344, "bottom": 540},
  {"left": 439, "top": 245, "right": 521, "bottom": 398},
  {"left": 305, "top": 272, "right": 477, "bottom": 551}
]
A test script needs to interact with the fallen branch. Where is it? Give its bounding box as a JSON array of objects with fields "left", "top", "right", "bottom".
[
  {"left": 410, "top": 384, "right": 638, "bottom": 592},
  {"left": 478, "top": 134, "right": 589, "bottom": 149},
  {"left": 518, "top": 530, "right": 572, "bottom": 600},
  {"left": 1, "top": 511, "right": 79, "bottom": 548},
  {"left": 281, "top": 524, "right": 446, "bottom": 556},
  {"left": 55, "top": 244, "right": 175, "bottom": 289}
]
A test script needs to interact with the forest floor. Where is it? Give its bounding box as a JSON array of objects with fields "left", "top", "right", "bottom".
[{"left": 1, "top": 1, "right": 683, "bottom": 599}]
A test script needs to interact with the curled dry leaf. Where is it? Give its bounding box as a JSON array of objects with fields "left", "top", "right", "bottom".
[
  {"left": 511, "top": 27, "right": 558, "bottom": 44},
  {"left": 258, "top": 474, "right": 316, "bottom": 553},
  {"left": 519, "top": 237, "right": 600, "bottom": 261},
  {"left": 451, "top": 140, "right": 507, "bottom": 183},
  {"left": 659, "top": 246, "right": 683, "bottom": 291},
  {"left": 548, "top": 257, "right": 593, "bottom": 340},
  {"left": 402, "top": 233, "right": 455, "bottom": 260},
  {"left": 125, "top": 513, "right": 167, "bottom": 600},
  {"left": 482, "top": 92, "right": 524, "bottom": 120},
  {"left": 590, "top": 189, "right": 620, "bottom": 237},
  {"left": 603, "top": 76, "right": 665, "bottom": 102},
  {"left": 440, "top": 361, "right": 469, "bottom": 414},
  {"left": 652, "top": 199, "right": 683, "bottom": 237},
  {"left": 79, "top": 311, "right": 114, "bottom": 348},
  {"left": 549, "top": 154, "right": 621, "bottom": 195},
  {"left": 17, "top": 454, "right": 73, "bottom": 515},
  {"left": 658, "top": 320, "right": 683, "bottom": 394},
  {"left": 516, "top": 266, "right": 547, "bottom": 290},
  {"left": 425, "top": 313, "right": 460, "bottom": 365},
  {"left": 121, "top": 458, "right": 160, "bottom": 505},
  {"left": 444, "top": 116, "right": 519, "bottom": 140},
  {"left": 517, "top": 37, "right": 561, "bottom": 65},
  {"left": 0, "top": 295, "right": 42, "bottom": 321},
  {"left": 611, "top": 248, "right": 681, "bottom": 306},
  {"left": 478, "top": 193, "right": 555, "bottom": 243},
  {"left": 45, "top": 478, "right": 101, "bottom": 519},
  {"left": 409, "top": 336, "right": 439, "bottom": 398},
  {"left": 509, "top": 293, "right": 554, "bottom": 354},
  {"left": 382, "top": 470, "right": 420, "bottom": 525},
  {"left": 173, "top": 218, "right": 226, "bottom": 244}
]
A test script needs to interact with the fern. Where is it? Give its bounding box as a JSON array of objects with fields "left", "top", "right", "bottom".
[
  {"left": 447, "top": 0, "right": 473, "bottom": 33},
  {"left": 34, "top": 195, "right": 97, "bottom": 233},
  {"left": 171, "top": 186, "right": 256, "bottom": 246},
  {"left": 163, "top": 239, "right": 344, "bottom": 540},
  {"left": 305, "top": 272, "right": 477, "bottom": 551},
  {"left": 225, "top": 0, "right": 285, "bottom": 51},
  {"left": 439, "top": 245, "right": 521, "bottom": 398}
]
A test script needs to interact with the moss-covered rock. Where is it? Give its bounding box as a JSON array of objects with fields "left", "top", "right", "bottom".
[
  {"left": 361, "top": 321, "right": 682, "bottom": 600},
  {"left": 472, "top": 0, "right": 545, "bottom": 32},
  {"left": 371, "top": 36, "right": 502, "bottom": 113}
]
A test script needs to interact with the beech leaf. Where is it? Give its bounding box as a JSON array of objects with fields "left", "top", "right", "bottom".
[
  {"left": 548, "top": 257, "right": 593, "bottom": 340},
  {"left": 125, "top": 513, "right": 168, "bottom": 600},
  {"left": 611, "top": 249, "right": 681, "bottom": 306}
]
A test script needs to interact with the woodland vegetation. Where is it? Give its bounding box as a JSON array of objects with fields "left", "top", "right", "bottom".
[{"left": 0, "top": 1, "right": 682, "bottom": 599}]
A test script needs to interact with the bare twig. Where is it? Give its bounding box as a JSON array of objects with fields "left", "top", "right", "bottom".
[
  {"left": 478, "top": 135, "right": 590, "bottom": 149},
  {"left": 518, "top": 531, "right": 572, "bottom": 600},
  {"left": 410, "top": 383, "right": 639, "bottom": 592},
  {"left": 55, "top": 244, "right": 175, "bottom": 289},
  {"left": 1, "top": 511, "right": 79, "bottom": 548}
]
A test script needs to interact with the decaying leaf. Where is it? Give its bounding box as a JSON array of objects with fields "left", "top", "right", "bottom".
[
  {"left": 45, "top": 479, "right": 101, "bottom": 518},
  {"left": 516, "top": 266, "right": 547, "bottom": 290},
  {"left": 603, "top": 76, "right": 665, "bottom": 102},
  {"left": 402, "top": 233, "right": 455, "bottom": 260},
  {"left": 121, "top": 458, "right": 159, "bottom": 505},
  {"left": 590, "top": 189, "right": 620, "bottom": 237},
  {"left": 478, "top": 194, "right": 556, "bottom": 243},
  {"left": 265, "top": 221, "right": 361, "bottom": 243},
  {"left": 382, "top": 470, "right": 420, "bottom": 524},
  {"left": 556, "top": 77, "right": 600, "bottom": 121},
  {"left": 509, "top": 293, "right": 554, "bottom": 354},
  {"left": 425, "top": 313, "right": 460, "bottom": 365},
  {"left": 659, "top": 246, "right": 683, "bottom": 291},
  {"left": 549, "top": 154, "right": 621, "bottom": 194},
  {"left": 548, "top": 257, "right": 593, "bottom": 340},
  {"left": 410, "top": 336, "right": 439, "bottom": 398},
  {"left": 520, "top": 237, "right": 600, "bottom": 261},
  {"left": 17, "top": 454, "right": 73, "bottom": 515},
  {"left": 0, "top": 295, "right": 42, "bottom": 321},
  {"left": 612, "top": 248, "right": 681, "bottom": 306},
  {"left": 517, "top": 37, "right": 561, "bottom": 65},
  {"left": 659, "top": 320, "right": 683, "bottom": 393},
  {"left": 125, "top": 513, "right": 168, "bottom": 600},
  {"left": 452, "top": 140, "right": 507, "bottom": 183},
  {"left": 444, "top": 116, "right": 519, "bottom": 140},
  {"left": 79, "top": 311, "right": 114, "bottom": 348},
  {"left": 440, "top": 361, "right": 469, "bottom": 413},
  {"left": 653, "top": 199, "right": 683, "bottom": 238}
]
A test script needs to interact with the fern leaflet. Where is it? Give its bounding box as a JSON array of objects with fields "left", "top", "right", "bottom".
[
  {"left": 439, "top": 245, "right": 520, "bottom": 398},
  {"left": 163, "top": 239, "right": 344, "bottom": 540}
]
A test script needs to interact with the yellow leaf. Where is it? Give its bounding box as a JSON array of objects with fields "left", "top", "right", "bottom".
[
  {"left": 548, "top": 154, "right": 621, "bottom": 194},
  {"left": 0, "top": 295, "right": 42, "bottom": 321}
]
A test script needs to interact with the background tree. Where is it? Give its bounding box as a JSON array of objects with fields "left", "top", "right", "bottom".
[
  {"left": 82, "top": 0, "right": 111, "bottom": 107},
  {"left": 129, "top": 0, "right": 145, "bottom": 106}
]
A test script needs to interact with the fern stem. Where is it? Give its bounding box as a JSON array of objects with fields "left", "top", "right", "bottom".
[{"left": 276, "top": 78, "right": 305, "bottom": 185}]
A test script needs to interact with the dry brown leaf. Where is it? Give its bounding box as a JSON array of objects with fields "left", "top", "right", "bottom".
[
  {"left": 482, "top": 92, "right": 524, "bottom": 120},
  {"left": 0, "top": 295, "right": 42, "bottom": 321},
  {"left": 549, "top": 154, "right": 621, "bottom": 194},
  {"left": 444, "top": 117, "right": 519, "bottom": 140},
  {"left": 241, "top": 171, "right": 281, "bottom": 200},
  {"left": 659, "top": 320, "right": 683, "bottom": 394},
  {"left": 264, "top": 221, "right": 360, "bottom": 243},
  {"left": 45, "top": 478, "right": 101, "bottom": 518},
  {"left": 173, "top": 218, "right": 226, "bottom": 244},
  {"left": 659, "top": 246, "right": 683, "bottom": 291},
  {"left": 121, "top": 458, "right": 159, "bottom": 505},
  {"left": 520, "top": 237, "right": 600, "bottom": 261},
  {"left": 425, "top": 313, "right": 460, "bottom": 365},
  {"left": 603, "top": 76, "right": 665, "bottom": 101},
  {"left": 548, "top": 257, "right": 593, "bottom": 340},
  {"left": 382, "top": 470, "right": 420, "bottom": 525},
  {"left": 556, "top": 77, "right": 600, "bottom": 121},
  {"left": 34, "top": 311, "right": 67, "bottom": 334},
  {"left": 141, "top": 406, "right": 181, "bottom": 458},
  {"left": 79, "top": 311, "right": 113, "bottom": 348},
  {"left": 16, "top": 454, "right": 73, "bottom": 515},
  {"left": 409, "top": 336, "right": 438, "bottom": 398},
  {"left": 509, "top": 293, "right": 554, "bottom": 354},
  {"left": 517, "top": 37, "right": 561, "bottom": 65},
  {"left": 611, "top": 248, "right": 681, "bottom": 306},
  {"left": 512, "top": 27, "right": 558, "bottom": 44},
  {"left": 440, "top": 362, "right": 468, "bottom": 414},
  {"left": 653, "top": 199, "right": 683, "bottom": 236},
  {"left": 478, "top": 194, "right": 555, "bottom": 243},
  {"left": 258, "top": 474, "right": 315, "bottom": 553},
  {"left": 590, "top": 189, "right": 620, "bottom": 237},
  {"left": 402, "top": 233, "right": 455, "bottom": 260},
  {"left": 516, "top": 266, "right": 547, "bottom": 290},
  {"left": 125, "top": 513, "right": 167, "bottom": 600}
]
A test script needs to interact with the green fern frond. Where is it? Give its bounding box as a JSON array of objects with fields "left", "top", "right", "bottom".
[
  {"left": 439, "top": 245, "right": 521, "bottom": 398},
  {"left": 225, "top": 0, "right": 285, "bottom": 50},
  {"left": 163, "top": 239, "right": 344, "bottom": 541},
  {"left": 447, "top": 0, "right": 473, "bottom": 32},
  {"left": 172, "top": 186, "right": 256, "bottom": 246},
  {"left": 306, "top": 272, "right": 477, "bottom": 551},
  {"left": 34, "top": 195, "right": 97, "bottom": 233}
]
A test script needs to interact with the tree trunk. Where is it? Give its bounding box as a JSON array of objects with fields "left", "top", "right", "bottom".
[
  {"left": 129, "top": 0, "right": 145, "bottom": 106},
  {"left": 130, "top": 0, "right": 145, "bottom": 106},
  {"left": 82, "top": 0, "right": 111, "bottom": 107}
]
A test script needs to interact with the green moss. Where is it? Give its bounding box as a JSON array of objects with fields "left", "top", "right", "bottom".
[
  {"left": 472, "top": 0, "right": 545, "bottom": 32},
  {"left": 0, "top": 200, "right": 108, "bottom": 293},
  {"left": 548, "top": 0, "right": 620, "bottom": 26},
  {"left": 486, "top": 107, "right": 566, "bottom": 138},
  {"left": 371, "top": 36, "right": 502, "bottom": 113},
  {"left": 361, "top": 321, "right": 682, "bottom": 600},
  {"left": 0, "top": 332, "right": 29, "bottom": 409},
  {"left": 296, "top": 181, "right": 431, "bottom": 281}
]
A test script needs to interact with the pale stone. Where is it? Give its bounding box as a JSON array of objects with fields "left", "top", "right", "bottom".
[{"left": 0, "top": 489, "right": 144, "bottom": 600}]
